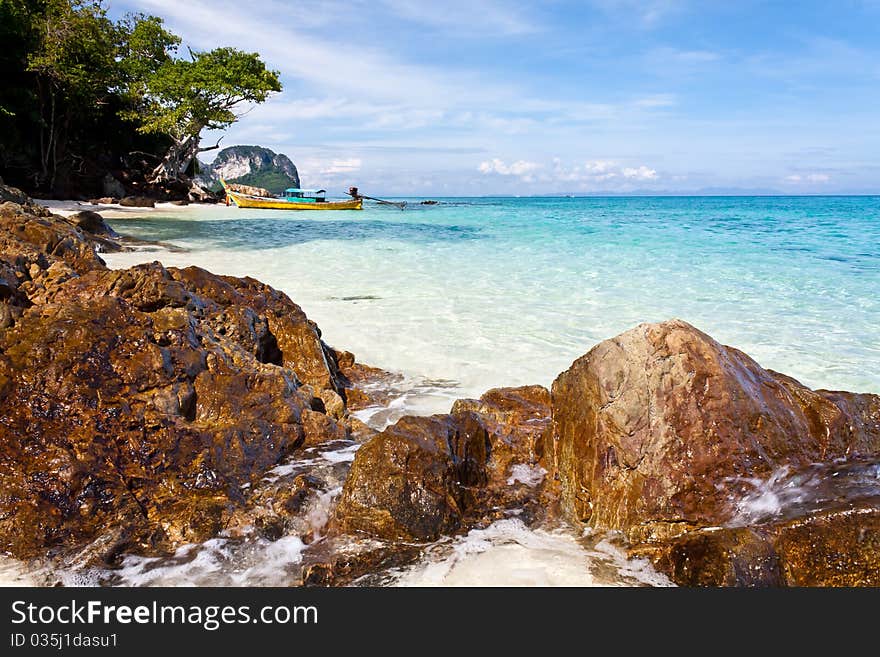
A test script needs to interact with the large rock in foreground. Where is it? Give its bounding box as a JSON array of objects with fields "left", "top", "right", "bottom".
[
  {"left": 550, "top": 319, "right": 880, "bottom": 541},
  {"left": 336, "top": 385, "right": 552, "bottom": 541},
  {"left": 0, "top": 197, "right": 364, "bottom": 561}
]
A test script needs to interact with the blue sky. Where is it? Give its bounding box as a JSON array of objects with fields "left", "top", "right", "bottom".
[{"left": 110, "top": 0, "right": 880, "bottom": 195}]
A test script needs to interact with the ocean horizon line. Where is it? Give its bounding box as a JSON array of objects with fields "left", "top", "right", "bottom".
[{"left": 362, "top": 192, "right": 880, "bottom": 199}]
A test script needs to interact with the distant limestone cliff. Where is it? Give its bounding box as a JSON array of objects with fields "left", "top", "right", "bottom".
[{"left": 196, "top": 145, "right": 300, "bottom": 194}]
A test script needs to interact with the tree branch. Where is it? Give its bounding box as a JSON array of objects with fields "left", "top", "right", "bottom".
[
  {"left": 128, "top": 150, "right": 161, "bottom": 161},
  {"left": 197, "top": 136, "right": 224, "bottom": 153}
]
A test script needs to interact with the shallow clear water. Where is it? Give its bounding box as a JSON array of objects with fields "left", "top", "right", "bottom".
[{"left": 103, "top": 196, "right": 880, "bottom": 410}]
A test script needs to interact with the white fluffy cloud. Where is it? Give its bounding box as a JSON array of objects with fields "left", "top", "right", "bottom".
[
  {"left": 549, "top": 159, "right": 620, "bottom": 182},
  {"left": 785, "top": 173, "right": 830, "bottom": 183},
  {"left": 622, "top": 165, "right": 658, "bottom": 180},
  {"left": 552, "top": 159, "right": 658, "bottom": 184},
  {"left": 478, "top": 159, "right": 542, "bottom": 177},
  {"left": 321, "top": 158, "right": 362, "bottom": 175},
  {"left": 479, "top": 157, "right": 661, "bottom": 188}
]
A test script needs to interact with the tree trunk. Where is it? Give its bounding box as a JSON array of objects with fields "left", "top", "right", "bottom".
[
  {"left": 48, "top": 89, "right": 57, "bottom": 192},
  {"left": 35, "top": 80, "right": 61, "bottom": 194},
  {"left": 148, "top": 132, "right": 202, "bottom": 184},
  {"left": 36, "top": 78, "right": 49, "bottom": 189}
]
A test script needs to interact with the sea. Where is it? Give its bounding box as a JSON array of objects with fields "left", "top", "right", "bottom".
[{"left": 4, "top": 195, "right": 879, "bottom": 587}]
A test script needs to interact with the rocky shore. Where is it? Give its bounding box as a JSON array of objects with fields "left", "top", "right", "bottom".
[{"left": 1, "top": 183, "right": 878, "bottom": 586}]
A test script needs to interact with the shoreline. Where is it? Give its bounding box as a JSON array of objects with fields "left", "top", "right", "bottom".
[{"left": 34, "top": 198, "right": 207, "bottom": 219}]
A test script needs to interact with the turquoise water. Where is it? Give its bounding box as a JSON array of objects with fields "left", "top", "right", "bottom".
[{"left": 104, "top": 196, "right": 880, "bottom": 411}]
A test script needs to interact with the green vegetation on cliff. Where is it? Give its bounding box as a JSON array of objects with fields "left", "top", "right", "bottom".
[{"left": 197, "top": 145, "right": 301, "bottom": 194}]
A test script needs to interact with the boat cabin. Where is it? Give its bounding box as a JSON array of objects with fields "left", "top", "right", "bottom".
[{"left": 282, "top": 188, "right": 327, "bottom": 203}]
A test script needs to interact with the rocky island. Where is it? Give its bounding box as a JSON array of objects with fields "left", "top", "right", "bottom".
[
  {"left": 1, "top": 183, "right": 878, "bottom": 587},
  {"left": 195, "top": 145, "right": 301, "bottom": 195}
]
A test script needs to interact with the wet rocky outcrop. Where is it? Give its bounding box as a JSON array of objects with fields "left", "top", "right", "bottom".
[
  {"left": 335, "top": 385, "right": 553, "bottom": 542},
  {"left": 333, "top": 320, "right": 880, "bottom": 587},
  {"left": 331, "top": 349, "right": 403, "bottom": 411},
  {"left": 546, "top": 319, "right": 880, "bottom": 586},
  {"left": 1, "top": 183, "right": 44, "bottom": 209},
  {"left": 631, "top": 501, "right": 880, "bottom": 587},
  {"left": 0, "top": 191, "right": 374, "bottom": 562},
  {"left": 450, "top": 385, "right": 555, "bottom": 511},
  {"left": 550, "top": 319, "right": 880, "bottom": 543},
  {"left": 0, "top": 196, "right": 110, "bottom": 325},
  {"left": 64, "top": 210, "right": 118, "bottom": 238}
]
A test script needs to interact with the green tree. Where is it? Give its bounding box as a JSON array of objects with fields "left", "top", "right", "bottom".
[
  {"left": 0, "top": 0, "right": 36, "bottom": 117},
  {"left": 0, "top": 0, "right": 41, "bottom": 181},
  {"left": 116, "top": 13, "right": 180, "bottom": 93},
  {"left": 0, "top": 1, "right": 281, "bottom": 195},
  {"left": 126, "top": 47, "right": 282, "bottom": 183},
  {"left": 27, "top": 0, "right": 117, "bottom": 190}
]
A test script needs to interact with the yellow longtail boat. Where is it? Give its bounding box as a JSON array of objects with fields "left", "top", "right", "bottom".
[{"left": 220, "top": 178, "right": 363, "bottom": 210}]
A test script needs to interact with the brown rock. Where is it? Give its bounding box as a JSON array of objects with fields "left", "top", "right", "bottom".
[
  {"left": 335, "top": 386, "right": 553, "bottom": 541},
  {"left": 226, "top": 183, "right": 272, "bottom": 198},
  {"left": 452, "top": 385, "right": 552, "bottom": 485},
  {"left": 66, "top": 210, "right": 118, "bottom": 237},
  {"left": 631, "top": 527, "right": 784, "bottom": 587},
  {"left": 300, "top": 537, "right": 424, "bottom": 587},
  {"left": 284, "top": 474, "right": 323, "bottom": 514},
  {"left": 36, "top": 263, "right": 342, "bottom": 392},
  {"left": 0, "top": 202, "right": 363, "bottom": 561},
  {"left": 346, "top": 416, "right": 376, "bottom": 442},
  {"left": 0, "top": 202, "right": 107, "bottom": 275},
  {"left": 171, "top": 267, "right": 339, "bottom": 391},
  {"left": 301, "top": 408, "right": 349, "bottom": 447},
  {"left": 335, "top": 415, "right": 470, "bottom": 541},
  {"left": 119, "top": 196, "right": 155, "bottom": 208},
  {"left": 633, "top": 501, "right": 880, "bottom": 587},
  {"left": 331, "top": 349, "right": 403, "bottom": 410},
  {"left": 0, "top": 183, "right": 32, "bottom": 206},
  {"left": 0, "top": 185, "right": 52, "bottom": 218},
  {"left": 0, "top": 291, "right": 314, "bottom": 558},
  {"left": 318, "top": 389, "right": 346, "bottom": 420},
  {"left": 550, "top": 319, "right": 880, "bottom": 538},
  {"left": 773, "top": 504, "right": 880, "bottom": 586},
  {"left": 36, "top": 262, "right": 194, "bottom": 312}
]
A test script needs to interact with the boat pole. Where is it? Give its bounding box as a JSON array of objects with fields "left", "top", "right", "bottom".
[{"left": 348, "top": 187, "right": 406, "bottom": 210}]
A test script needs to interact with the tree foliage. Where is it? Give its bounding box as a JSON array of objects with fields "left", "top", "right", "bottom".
[
  {"left": 25, "top": 0, "right": 118, "bottom": 188},
  {"left": 116, "top": 13, "right": 180, "bottom": 87},
  {"left": 0, "top": 0, "right": 282, "bottom": 194},
  {"left": 27, "top": 0, "right": 117, "bottom": 101},
  {"left": 133, "top": 47, "right": 280, "bottom": 139},
  {"left": 127, "top": 47, "right": 281, "bottom": 181}
]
